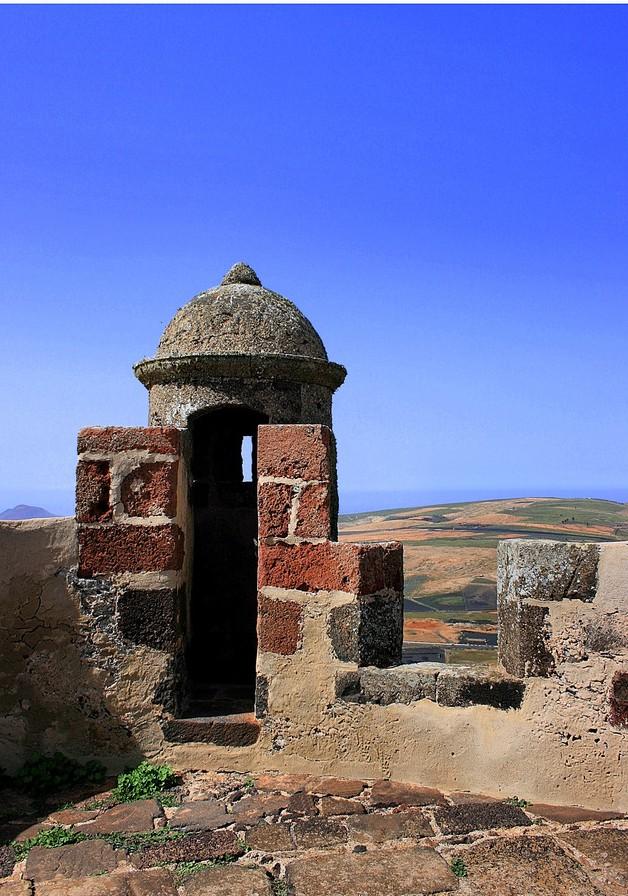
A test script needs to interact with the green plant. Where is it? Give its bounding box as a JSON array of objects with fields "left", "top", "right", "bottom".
[
  {"left": 113, "top": 762, "right": 175, "bottom": 803},
  {"left": 174, "top": 861, "right": 208, "bottom": 884},
  {"left": 12, "top": 826, "right": 86, "bottom": 861},
  {"left": 243, "top": 776, "right": 256, "bottom": 792},
  {"left": 505, "top": 796, "right": 529, "bottom": 808},
  {"left": 271, "top": 880, "right": 289, "bottom": 896},
  {"left": 100, "top": 828, "right": 185, "bottom": 853},
  {"left": 450, "top": 857, "right": 468, "bottom": 879},
  {"left": 13, "top": 753, "right": 106, "bottom": 796}
]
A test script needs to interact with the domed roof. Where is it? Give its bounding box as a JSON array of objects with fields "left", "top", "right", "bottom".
[{"left": 155, "top": 262, "right": 328, "bottom": 361}]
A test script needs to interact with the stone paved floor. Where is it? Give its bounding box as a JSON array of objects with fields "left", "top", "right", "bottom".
[{"left": 0, "top": 772, "right": 626, "bottom": 895}]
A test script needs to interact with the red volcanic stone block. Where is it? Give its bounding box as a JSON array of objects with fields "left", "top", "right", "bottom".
[
  {"left": 258, "top": 424, "right": 332, "bottom": 481},
  {"left": 383, "top": 542, "right": 404, "bottom": 592},
  {"left": 259, "top": 541, "right": 390, "bottom": 595},
  {"left": 76, "top": 460, "right": 111, "bottom": 523},
  {"left": 258, "top": 482, "right": 294, "bottom": 538},
  {"left": 609, "top": 670, "right": 628, "bottom": 727},
  {"left": 121, "top": 461, "right": 178, "bottom": 518},
  {"left": 258, "top": 594, "right": 303, "bottom": 655},
  {"left": 78, "top": 523, "right": 184, "bottom": 576},
  {"left": 78, "top": 426, "right": 180, "bottom": 455},
  {"left": 294, "top": 483, "right": 331, "bottom": 539}
]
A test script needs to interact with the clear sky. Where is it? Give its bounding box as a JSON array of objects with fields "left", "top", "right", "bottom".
[{"left": 1, "top": 5, "right": 627, "bottom": 515}]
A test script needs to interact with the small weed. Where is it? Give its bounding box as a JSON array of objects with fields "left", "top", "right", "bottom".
[
  {"left": 12, "top": 753, "right": 106, "bottom": 797},
  {"left": 12, "top": 826, "right": 87, "bottom": 861},
  {"left": 243, "top": 776, "right": 256, "bottom": 792},
  {"left": 113, "top": 762, "right": 176, "bottom": 803},
  {"left": 157, "top": 793, "right": 179, "bottom": 809},
  {"left": 450, "top": 857, "right": 468, "bottom": 878},
  {"left": 271, "top": 880, "right": 289, "bottom": 896},
  {"left": 505, "top": 796, "right": 529, "bottom": 808},
  {"left": 83, "top": 799, "right": 111, "bottom": 811},
  {"left": 100, "top": 828, "right": 185, "bottom": 854},
  {"left": 532, "top": 817, "right": 545, "bottom": 825},
  {"left": 174, "top": 861, "right": 209, "bottom": 884}
]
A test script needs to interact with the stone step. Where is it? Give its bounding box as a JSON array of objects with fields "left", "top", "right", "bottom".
[{"left": 162, "top": 711, "right": 260, "bottom": 746}]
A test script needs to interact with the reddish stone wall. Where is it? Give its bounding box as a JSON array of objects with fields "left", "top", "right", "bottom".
[
  {"left": 256, "top": 424, "right": 404, "bottom": 720},
  {"left": 76, "top": 427, "right": 184, "bottom": 577},
  {"left": 75, "top": 426, "right": 188, "bottom": 721}
]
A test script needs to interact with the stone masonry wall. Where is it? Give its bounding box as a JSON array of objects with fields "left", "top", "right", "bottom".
[
  {"left": 73, "top": 426, "right": 191, "bottom": 758},
  {"left": 254, "top": 424, "right": 404, "bottom": 738},
  {"left": 0, "top": 517, "right": 143, "bottom": 773}
]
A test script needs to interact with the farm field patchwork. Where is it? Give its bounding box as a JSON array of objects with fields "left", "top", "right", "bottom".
[{"left": 339, "top": 496, "right": 628, "bottom": 664}]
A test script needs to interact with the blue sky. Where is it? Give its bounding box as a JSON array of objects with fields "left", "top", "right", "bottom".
[{"left": 1, "top": 5, "right": 627, "bottom": 515}]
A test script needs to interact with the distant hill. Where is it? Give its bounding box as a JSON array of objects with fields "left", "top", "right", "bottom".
[
  {"left": 0, "top": 504, "right": 55, "bottom": 520},
  {"left": 339, "top": 496, "right": 628, "bottom": 662}
]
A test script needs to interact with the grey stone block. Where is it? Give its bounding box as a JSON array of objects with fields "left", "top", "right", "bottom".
[
  {"left": 436, "top": 666, "right": 525, "bottom": 709},
  {"left": 329, "top": 592, "right": 403, "bottom": 668},
  {"left": 498, "top": 601, "right": 554, "bottom": 677},
  {"left": 498, "top": 540, "right": 599, "bottom": 605}
]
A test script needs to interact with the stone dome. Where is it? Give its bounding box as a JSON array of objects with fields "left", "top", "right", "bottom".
[{"left": 155, "top": 263, "right": 328, "bottom": 361}]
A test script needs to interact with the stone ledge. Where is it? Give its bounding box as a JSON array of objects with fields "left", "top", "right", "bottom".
[{"left": 336, "top": 663, "right": 525, "bottom": 710}]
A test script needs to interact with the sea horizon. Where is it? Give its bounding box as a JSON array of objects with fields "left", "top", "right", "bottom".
[{"left": 1, "top": 485, "right": 627, "bottom": 519}]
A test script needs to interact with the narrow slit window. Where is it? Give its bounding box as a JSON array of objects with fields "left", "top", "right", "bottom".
[{"left": 242, "top": 435, "right": 253, "bottom": 482}]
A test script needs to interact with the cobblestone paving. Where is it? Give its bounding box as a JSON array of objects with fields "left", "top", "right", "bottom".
[{"left": 0, "top": 772, "right": 626, "bottom": 895}]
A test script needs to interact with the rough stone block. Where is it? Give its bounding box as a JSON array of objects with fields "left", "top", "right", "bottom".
[
  {"left": 230, "top": 793, "right": 290, "bottom": 825},
  {"left": 259, "top": 541, "right": 395, "bottom": 595},
  {"left": 452, "top": 835, "right": 599, "bottom": 896},
  {"left": 255, "top": 674, "right": 269, "bottom": 718},
  {"left": 78, "top": 426, "right": 180, "bottom": 455},
  {"left": 319, "top": 796, "right": 365, "bottom": 815},
  {"left": 434, "top": 801, "right": 531, "bottom": 834},
  {"left": 76, "top": 460, "right": 111, "bottom": 523},
  {"left": 258, "top": 595, "right": 303, "bottom": 655},
  {"left": 25, "top": 840, "right": 121, "bottom": 881},
  {"left": 292, "top": 817, "right": 347, "bottom": 849},
  {"left": 118, "top": 588, "right": 180, "bottom": 651},
  {"left": 0, "top": 883, "right": 31, "bottom": 896},
  {"left": 498, "top": 601, "right": 554, "bottom": 677},
  {"left": 609, "top": 670, "right": 628, "bottom": 727},
  {"left": 383, "top": 542, "right": 404, "bottom": 592},
  {"left": 559, "top": 829, "right": 628, "bottom": 893},
  {"left": 77, "top": 523, "right": 184, "bottom": 576},
  {"left": 257, "top": 481, "right": 293, "bottom": 538},
  {"left": 337, "top": 664, "right": 440, "bottom": 704},
  {"left": 245, "top": 821, "right": 294, "bottom": 851},
  {"left": 257, "top": 424, "right": 332, "bottom": 481},
  {"left": 163, "top": 713, "right": 260, "bottom": 746},
  {"left": 294, "top": 482, "right": 332, "bottom": 538},
  {"left": 498, "top": 539, "right": 599, "bottom": 604},
  {"left": 328, "top": 593, "right": 403, "bottom": 667},
  {"left": 132, "top": 830, "right": 243, "bottom": 868},
  {"left": 436, "top": 666, "right": 525, "bottom": 709},
  {"left": 121, "top": 461, "right": 178, "bottom": 518},
  {"left": 36, "top": 869, "right": 178, "bottom": 896},
  {"left": 169, "top": 800, "right": 228, "bottom": 832},
  {"left": 78, "top": 799, "right": 162, "bottom": 834},
  {"left": 346, "top": 809, "right": 432, "bottom": 841},
  {"left": 181, "top": 866, "right": 272, "bottom": 896},
  {"left": 369, "top": 780, "right": 446, "bottom": 808},
  {"left": 285, "top": 846, "right": 457, "bottom": 896}
]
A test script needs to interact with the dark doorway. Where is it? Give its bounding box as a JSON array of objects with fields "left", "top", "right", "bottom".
[{"left": 187, "top": 407, "right": 267, "bottom": 714}]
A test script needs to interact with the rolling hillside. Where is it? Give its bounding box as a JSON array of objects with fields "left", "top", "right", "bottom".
[{"left": 339, "top": 496, "right": 628, "bottom": 663}]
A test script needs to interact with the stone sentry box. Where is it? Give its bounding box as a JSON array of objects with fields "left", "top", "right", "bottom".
[
  {"left": 72, "top": 262, "right": 404, "bottom": 744},
  {"left": 74, "top": 421, "right": 404, "bottom": 740}
]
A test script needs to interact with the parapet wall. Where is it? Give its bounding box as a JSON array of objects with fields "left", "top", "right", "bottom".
[{"left": 0, "top": 424, "right": 626, "bottom": 810}]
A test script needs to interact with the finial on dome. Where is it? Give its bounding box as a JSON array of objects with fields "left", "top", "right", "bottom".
[{"left": 220, "top": 262, "right": 261, "bottom": 287}]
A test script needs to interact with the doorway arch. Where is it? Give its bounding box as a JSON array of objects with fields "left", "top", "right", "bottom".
[{"left": 187, "top": 406, "right": 268, "bottom": 713}]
